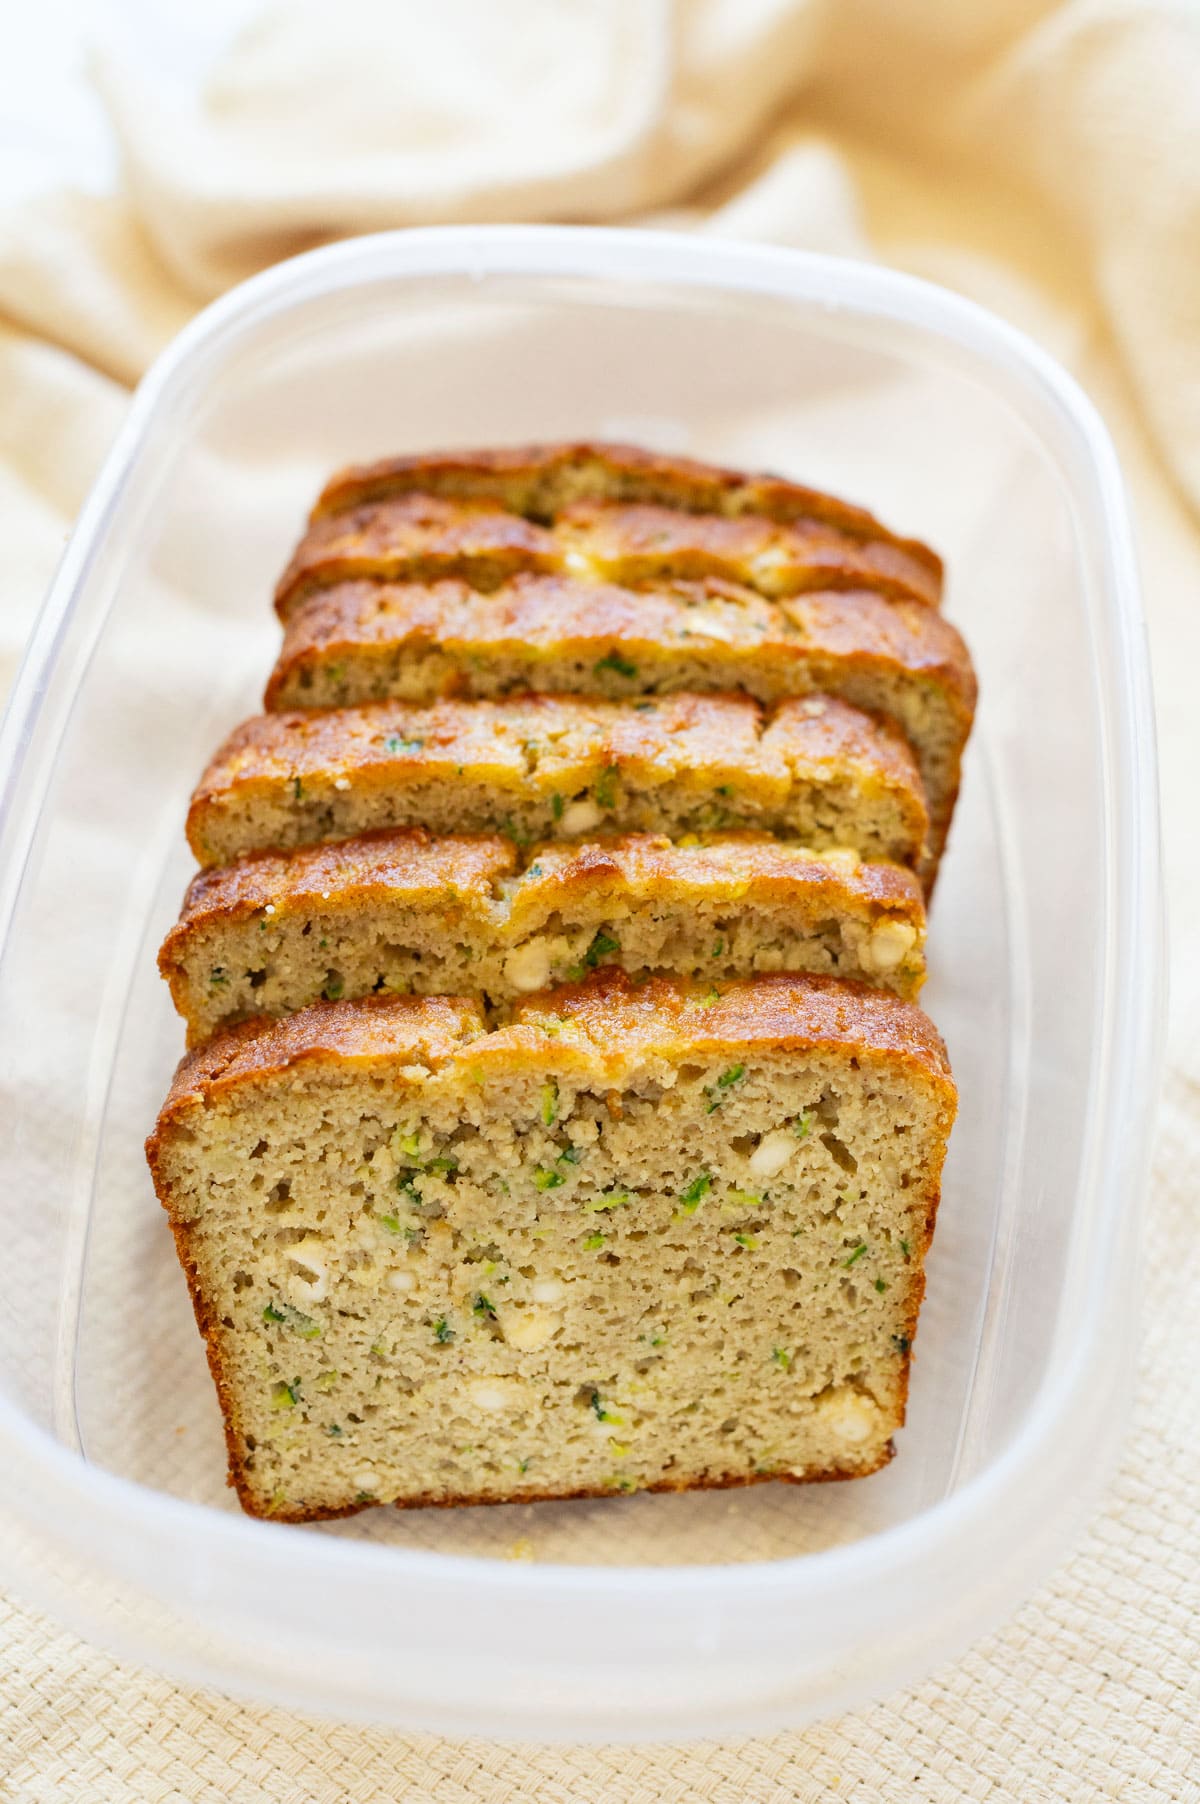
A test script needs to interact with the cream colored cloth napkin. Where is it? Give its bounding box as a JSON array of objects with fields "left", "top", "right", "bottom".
[{"left": 2, "top": 2, "right": 1198, "bottom": 1796}]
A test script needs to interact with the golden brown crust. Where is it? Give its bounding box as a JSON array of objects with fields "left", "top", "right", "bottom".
[
  {"left": 149, "top": 969, "right": 953, "bottom": 1133},
  {"left": 309, "top": 441, "right": 942, "bottom": 600},
  {"left": 274, "top": 495, "right": 560, "bottom": 619},
  {"left": 777, "top": 590, "right": 977, "bottom": 714},
  {"left": 505, "top": 831, "right": 923, "bottom": 922},
  {"left": 558, "top": 500, "right": 938, "bottom": 604},
  {"left": 186, "top": 696, "right": 534, "bottom": 864},
  {"left": 163, "top": 828, "right": 516, "bottom": 944},
  {"left": 186, "top": 690, "right": 928, "bottom": 869},
  {"left": 158, "top": 828, "right": 517, "bottom": 1024},
  {"left": 277, "top": 488, "right": 940, "bottom": 618},
  {"left": 145, "top": 991, "right": 485, "bottom": 1167},
  {"left": 165, "top": 1214, "right": 277, "bottom": 1516},
  {"left": 266, "top": 574, "right": 974, "bottom": 714},
  {"left": 759, "top": 695, "right": 923, "bottom": 804},
  {"left": 495, "top": 967, "right": 955, "bottom": 1087},
  {"left": 266, "top": 580, "right": 450, "bottom": 700},
  {"left": 159, "top": 828, "right": 925, "bottom": 1032},
  {"left": 165, "top": 828, "right": 920, "bottom": 946}
]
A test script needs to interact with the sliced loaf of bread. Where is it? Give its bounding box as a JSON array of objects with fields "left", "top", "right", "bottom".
[
  {"left": 185, "top": 691, "right": 928, "bottom": 871},
  {"left": 265, "top": 574, "right": 973, "bottom": 880},
  {"left": 145, "top": 970, "right": 956, "bottom": 1521},
  {"left": 160, "top": 829, "right": 926, "bottom": 1044}
]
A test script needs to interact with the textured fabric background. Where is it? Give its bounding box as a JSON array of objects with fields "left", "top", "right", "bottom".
[{"left": 1, "top": 1, "right": 1198, "bottom": 1795}]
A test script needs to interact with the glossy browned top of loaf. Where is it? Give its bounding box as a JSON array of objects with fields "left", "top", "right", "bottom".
[
  {"left": 147, "top": 991, "right": 487, "bottom": 1156},
  {"left": 759, "top": 695, "right": 922, "bottom": 790},
  {"left": 160, "top": 829, "right": 923, "bottom": 967},
  {"left": 161, "top": 828, "right": 517, "bottom": 946},
  {"left": 504, "top": 832, "right": 924, "bottom": 918},
  {"left": 146, "top": 971, "right": 954, "bottom": 1164},
  {"left": 556, "top": 500, "right": 936, "bottom": 603},
  {"left": 267, "top": 574, "right": 975, "bottom": 720},
  {"left": 308, "top": 441, "right": 942, "bottom": 596},
  {"left": 493, "top": 968, "right": 956, "bottom": 1086},
  {"left": 274, "top": 494, "right": 561, "bottom": 618},
  {"left": 276, "top": 488, "right": 941, "bottom": 617},
  {"left": 190, "top": 695, "right": 540, "bottom": 802},
  {"left": 188, "top": 691, "right": 925, "bottom": 828}
]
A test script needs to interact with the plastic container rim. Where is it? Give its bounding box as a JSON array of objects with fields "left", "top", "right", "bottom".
[{"left": 0, "top": 225, "right": 1164, "bottom": 1615}]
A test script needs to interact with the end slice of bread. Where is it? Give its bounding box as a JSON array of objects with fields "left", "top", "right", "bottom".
[
  {"left": 159, "top": 828, "right": 927, "bottom": 1044},
  {"left": 146, "top": 971, "right": 956, "bottom": 1521},
  {"left": 185, "top": 692, "right": 929, "bottom": 872}
]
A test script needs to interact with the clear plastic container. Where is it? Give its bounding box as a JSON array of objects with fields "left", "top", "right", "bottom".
[{"left": 0, "top": 226, "right": 1163, "bottom": 1741}]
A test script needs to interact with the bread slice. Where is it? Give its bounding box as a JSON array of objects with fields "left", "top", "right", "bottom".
[
  {"left": 298, "top": 440, "right": 942, "bottom": 608},
  {"left": 275, "top": 494, "right": 939, "bottom": 619},
  {"left": 274, "top": 494, "right": 561, "bottom": 619},
  {"left": 160, "top": 829, "right": 927, "bottom": 1045},
  {"left": 554, "top": 500, "right": 938, "bottom": 604},
  {"left": 145, "top": 970, "right": 957, "bottom": 1521},
  {"left": 186, "top": 691, "right": 929, "bottom": 872},
  {"left": 265, "top": 574, "right": 973, "bottom": 879}
]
